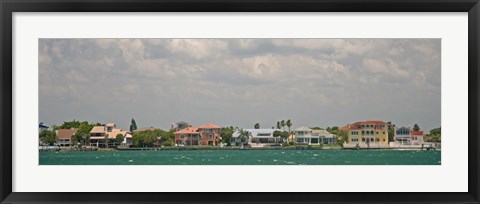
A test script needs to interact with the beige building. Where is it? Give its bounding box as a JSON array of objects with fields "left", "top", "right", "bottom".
[
  {"left": 89, "top": 123, "right": 132, "bottom": 147},
  {"left": 56, "top": 128, "right": 78, "bottom": 147}
]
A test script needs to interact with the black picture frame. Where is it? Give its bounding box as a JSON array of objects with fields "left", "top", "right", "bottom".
[{"left": 1, "top": 0, "right": 479, "bottom": 203}]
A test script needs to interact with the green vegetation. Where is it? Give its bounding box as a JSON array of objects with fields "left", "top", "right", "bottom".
[
  {"left": 39, "top": 130, "right": 56, "bottom": 145},
  {"left": 254, "top": 123, "right": 260, "bottom": 129},
  {"left": 237, "top": 129, "right": 251, "bottom": 144},
  {"left": 286, "top": 119, "right": 292, "bottom": 132},
  {"left": 413, "top": 124, "right": 420, "bottom": 131},
  {"left": 132, "top": 129, "right": 173, "bottom": 147},
  {"left": 273, "top": 130, "right": 289, "bottom": 142},
  {"left": 115, "top": 134, "right": 125, "bottom": 146},
  {"left": 130, "top": 118, "right": 137, "bottom": 132},
  {"left": 427, "top": 127, "right": 441, "bottom": 142},
  {"left": 220, "top": 127, "right": 234, "bottom": 146},
  {"left": 282, "top": 141, "right": 295, "bottom": 146},
  {"left": 387, "top": 121, "right": 395, "bottom": 142},
  {"left": 51, "top": 119, "right": 101, "bottom": 146},
  {"left": 325, "top": 126, "right": 346, "bottom": 145},
  {"left": 310, "top": 127, "right": 323, "bottom": 130}
]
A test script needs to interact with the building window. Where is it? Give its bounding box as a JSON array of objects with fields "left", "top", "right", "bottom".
[
  {"left": 362, "top": 138, "right": 365, "bottom": 142},
  {"left": 376, "top": 131, "right": 379, "bottom": 134},
  {"left": 208, "top": 134, "right": 213, "bottom": 139},
  {"left": 383, "top": 139, "right": 385, "bottom": 141},
  {"left": 362, "top": 131, "right": 365, "bottom": 135},
  {"left": 383, "top": 131, "right": 385, "bottom": 134},
  {"left": 180, "top": 134, "right": 185, "bottom": 139},
  {"left": 371, "top": 130, "right": 374, "bottom": 135},
  {"left": 376, "top": 138, "right": 379, "bottom": 142}
]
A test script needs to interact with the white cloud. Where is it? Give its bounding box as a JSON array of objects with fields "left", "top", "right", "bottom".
[{"left": 39, "top": 39, "right": 441, "bottom": 131}]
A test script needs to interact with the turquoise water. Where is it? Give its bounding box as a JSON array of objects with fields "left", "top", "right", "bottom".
[{"left": 39, "top": 150, "right": 441, "bottom": 165}]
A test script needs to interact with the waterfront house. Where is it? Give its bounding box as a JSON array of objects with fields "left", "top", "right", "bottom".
[
  {"left": 89, "top": 123, "right": 132, "bottom": 147},
  {"left": 55, "top": 128, "right": 78, "bottom": 147},
  {"left": 311, "top": 129, "right": 338, "bottom": 144},
  {"left": 174, "top": 123, "right": 222, "bottom": 146},
  {"left": 171, "top": 121, "right": 190, "bottom": 131},
  {"left": 231, "top": 128, "right": 282, "bottom": 146},
  {"left": 294, "top": 126, "right": 317, "bottom": 144},
  {"left": 340, "top": 121, "right": 389, "bottom": 146},
  {"left": 394, "top": 126, "right": 425, "bottom": 145}
]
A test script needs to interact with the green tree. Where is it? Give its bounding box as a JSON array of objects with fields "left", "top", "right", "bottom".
[
  {"left": 427, "top": 127, "right": 441, "bottom": 142},
  {"left": 132, "top": 129, "right": 162, "bottom": 147},
  {"left": 221, "top": 127, "right": 234, "bottom": 146},
  {"left": 272, "top": 130, "right": 281, "bottom": 143},
  {"left": 281, "top": 120, "right": 285, "bottom": 131},
  {"left": 55, "top": 120, "right": 100, "bottom": 146},
  {"left": 387, "top": 122, "right": 395, "bottom": 142},
  {"left": 310, "top": 127, "right": 323, "bottom": 130},
  {"left": 286, "top": 119, "right": 292, "bottom": 132},
  {"left": 276, "top": 121, "right": 281, "bottom": 129},
  {"left": 163, "top": 140, "right": 174, "bottom": 147},
  {"left": 75, "top": 122, "right": 95, "bottom": 146},
  {"left": 39, "top": 130, "right": 56, "bottom": 145},
  {"left": 254, "top": 123, "right": 260, "bottom": 129},
  {"left": 413, "top": 124, "right": 420, "bottom": 131},
  {"left": 130, "top": 118, "right": 137, "bottom": 132},
  {"left": 238, "top": 129, "right": 250, "bottom": 145},
  {"left": 116, "top": 134, "right": 125, "bottom": 146}
]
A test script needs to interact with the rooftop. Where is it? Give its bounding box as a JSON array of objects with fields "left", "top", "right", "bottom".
[
  {"left": 197, "top": 123, "right": 222, "bottom": 129},
  {"left": 56, "top": 128, "right": 79, "bottom": 139},
  {"left": 295, "top": 126, "right": 313, "bottom": 131}
]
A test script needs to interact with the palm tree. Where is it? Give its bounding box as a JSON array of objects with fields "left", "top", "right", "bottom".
[
  {"left": 238, "top": 129, "right": 251, "bottom": 145},
  {"left": 276, "top": 121, "right": 281, "bottom": 129},
  {"left": 286, "top": 119, "right": 292, "bottom": 132},
  {"left": 254, "top": 123, "right": 260, "bottom": 129},
  {"left": 281, "top": 120, "right": 286, "bottom": 131}
]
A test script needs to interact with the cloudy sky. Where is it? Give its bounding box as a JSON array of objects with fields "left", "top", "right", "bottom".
[{"left": 39, "top": 39, "right": 440, "bottom": 131}]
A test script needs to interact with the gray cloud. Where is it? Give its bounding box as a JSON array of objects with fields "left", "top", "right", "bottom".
[{"left": 39, "top": 39, "right": 441, "bottom": 131}]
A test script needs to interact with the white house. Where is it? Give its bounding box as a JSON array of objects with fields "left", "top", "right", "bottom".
[
  {"left": 231, "top": 129, "right": 282, "bottom": 146},
  {"left": 394, "top": 126, "right": 425, "bottom": 145},
  {"left": 311, "top": 129, "right": 338, "bottom": 144},
  {"left": 295, "top": 126, "right": 317, "bottom": 144}
]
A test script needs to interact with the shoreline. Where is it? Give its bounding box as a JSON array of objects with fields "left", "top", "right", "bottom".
[{"left": 43, "top": 146, "right": 441, "bottom": 152}]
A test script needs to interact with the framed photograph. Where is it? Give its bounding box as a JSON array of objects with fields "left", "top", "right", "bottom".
[{"left": 1, "top": 0, "right": 479, "bottom": 203}]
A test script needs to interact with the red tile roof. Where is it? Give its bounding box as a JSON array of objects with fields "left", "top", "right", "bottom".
[
  {"left": 175, "top": 127, "right": 199, "bottom": 134},
  {"left": 197, "top": 123, "right": 222, "bottom": 129},
  {"left": 351, "top": 120, "right": 386, "bottom": 125},
  {"left": 340, "top": 121, "right": 387, "bottom": 131},
  {"left": 411, "top": 130, "right": 424, "bottom": 135}
]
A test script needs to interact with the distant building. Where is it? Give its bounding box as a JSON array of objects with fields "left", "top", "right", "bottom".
[
  {"left": 394, "top": 126, "right": 425, "bottom": 145},
  {"left": 89, "top": 123, "right": 132, "bottom": 147},
  {"left": 39, "top": 122, "right": 49, "bottom": 132},
  {"left": 55, "top": 128, "right": 78, "bottom": 147},
  {"left": 171, "top": 121, "right": 189, "bottom": 131},
  {"left": 294, "top": 126, "right": 316, "bottom": 144},
  {"left": 311, "top": 129, "right": 338, "bottom": 144},
  {"left": 340, "top": 121, "right": 389, "bottom": 145},
  {"left": 174, "top": 123, "right": 222, "bottom": 146},
  {"left": 231, "top": 128, "right": 282, "bottom": 145}
]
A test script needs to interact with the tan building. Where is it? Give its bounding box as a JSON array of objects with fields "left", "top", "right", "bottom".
[
  {"left": 56, "top": 128, "right": 78, "bottom": 147},
  {"left": 89, "top": 123, "right": 132, "bottom": 147},
  {"left": 340, "top": 120, "right": 389, "bottom": 146},
  {"left": 174, "top": 123, "right": 222, "bottom": 146}
]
